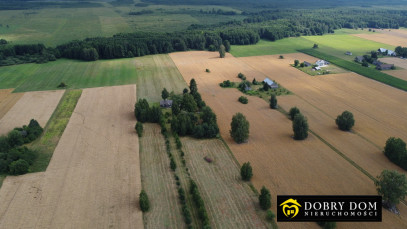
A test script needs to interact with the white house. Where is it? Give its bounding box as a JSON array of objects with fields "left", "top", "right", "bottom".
[
  {"left": 378, "top": 48, "right": 397, "bottom": 56},
  {"left": 315, "top": 60, "right": 329, "bottom": 67}
]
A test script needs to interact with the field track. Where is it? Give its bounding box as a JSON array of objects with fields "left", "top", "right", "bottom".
[
  {"left": 0, "top": 85, "right": 143, "bottom": 228},
  {"left": 0, "top": 90, "right": 64, "bottom": 135},
  {"left": 181, "top": 137, "right": 268, "bottom": 229},
  {"left": 169, "top": 51, "right": 404, "bottom": 229},
  {"left": 140, "top": 124, "right": 185, "bottom": 229},
  {"left": 0, "top": 89, "right": 23, "bottom": 120}
]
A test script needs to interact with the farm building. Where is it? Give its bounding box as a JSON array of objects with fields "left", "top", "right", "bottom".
[
  {"left": 372, "top": 60, "right": 382, "bottom": 66},
  {"left": 315, "top": 60, "right": 329, "bottom": 67},
  {"left": 376, "top": 63, "right": 394, "bottom": 70},
  {"left": 345, "top": 51, "right": 353, "bottom": 55},
  {"left": 378, "top": 48, "right": 397, "bottom": 56},
  {"left": 263, "top": 77, "right": 279, "bottom": 89},
  {"left": 355, "top": 56, "right": 364, "bottom": 63},
  {"left": 160, "top": 100, "right": 173, "bottom": 108},
  {"left": 303, "top": 61, "right": 312, "bottom": 67},
  {"left": 313, "top": 66, "right": 321, "bottom": 71}
]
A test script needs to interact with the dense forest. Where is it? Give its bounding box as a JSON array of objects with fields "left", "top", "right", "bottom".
[{"left": 2, "top": 7, "right": 407, "bottom": 64}]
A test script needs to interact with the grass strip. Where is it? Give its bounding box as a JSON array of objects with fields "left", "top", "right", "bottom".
[
  {"left": 300, "top": 48, "right": 407, "bottom": 91},
  {"left": 29, "top": 89, "right": 82, "bottom": 172}
]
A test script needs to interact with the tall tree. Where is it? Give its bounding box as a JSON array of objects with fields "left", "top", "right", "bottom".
[
  {"left": 294, "top": 59, "right": 299, "bottom": 66},
  {"left": 240, "top": 162, "right": 253, "bottom": 181},
  {"left": 139, "top": 190, "right": 150, "bottom": 212},
  {"left": 270, "top": 94, "right": 277, "bottom": 109},
  {"left": 189, "top": 78, "right": 198, "bottom": 94},
  {"left": 289, "top": 107, "right": 300, "bottom": 120},
  {"left": 375, "top": 170, "right": 407, "bottom": 208},
  {"left": 223, "top": 40, "right": 231, "bottom": 52},
  {"left": 293, "top": 113, "right": 308, "bottom": 140},
  {"left": 161, "top": 88, "right": 169, "bottom": 100},
  {"left": 259, "top": 186, "right": 271, "bottom": 210},
  {"left": 384, "top": 137, "right": 407, "bottom": 169},
  {"left": 230, "top": 113, "right": 250, "bottom": 143},
  {"left": 219, "top": 44, "right": 226, "bottom": 58}
]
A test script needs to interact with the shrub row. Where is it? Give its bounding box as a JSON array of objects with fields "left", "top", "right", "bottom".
[{"left": 190, "top": 180, "right": 210, "bottom": 228}]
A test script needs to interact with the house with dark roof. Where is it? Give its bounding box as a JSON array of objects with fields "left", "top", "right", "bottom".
[
  {"left": 303, "top": 61, "right": 312, "bottom": 67},
  {"left": 160, "top": 100, "right": 173, "bottom": 108},
  {"left": 376, "top": 63, "right": 394, "bottom": 70},
  {"left": 345, "top": 51, "right": 352, "bottom": 55},
  {"left": 372, "top": 60, "right": 382, "bottom": 66},
  {"left": 316, "top": 60, "right": 329, "bottom": 67},
  {"left": 263, "top": 77, "right": 279, "bottom": 89},
  {"left": 355, "top": 56, "right": 364, "bottom": 63}
]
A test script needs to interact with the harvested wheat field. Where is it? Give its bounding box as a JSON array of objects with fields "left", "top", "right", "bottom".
[
  {"left": 240, "top": 54, "right": 407, "bottom": 150},
  {"left": 0, "top": 89, "right": 23, "bottom": 120},
  {"left": 383, "top": 69, "right": 407, "bottom": 81},
  {"left": 0, "top": 90, "right": 64, "bottom": 135},
  {"left": 352, "top": 32, "right": 405, "bottom": 46},
  {"left": 0, "top": 85, "right": 143, "bottom": 228},
  {"left": 378, "top": 57, "right": 407, "bottom": 81},
  {"left": 181, "top": 137, "right": 268, "bottom": 229},
  {"left": 170, "top": 51, "right": 400, "bottom": 229},
  {"left": 140, "top": 124, "right": 185, "bottom": 229}
]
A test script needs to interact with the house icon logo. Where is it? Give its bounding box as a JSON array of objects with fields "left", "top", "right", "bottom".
[{"left": 280, "top": 199, "right": 302, "bottom": 219}]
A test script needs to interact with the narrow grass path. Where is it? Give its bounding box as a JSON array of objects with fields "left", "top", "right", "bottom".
[{"left": 29, "top": 89, "right": 82, "bottom": 172}]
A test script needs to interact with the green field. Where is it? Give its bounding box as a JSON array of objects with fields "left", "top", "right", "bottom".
[
  {"left": 0, "top": 54, "right": 186, "bottom": 95},
  {"left": 230, "top": 38, "right": 314, "bottom": 57},
  {"left": 30, "top": 89, "right": 82, "bottom": 173},
  {"left": 0, "top": 7, "right": 131, "bottom": 46},
  {"left": 230, "top": 32, "right": 395, "bottom": 59},
  {"left": 302, "top": 34, "right": 395, "bottom": 61}
]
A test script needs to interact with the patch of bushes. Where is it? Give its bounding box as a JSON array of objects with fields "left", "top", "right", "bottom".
[
  {"left": 259, "top": 186, "right": 271, "bottom": 210},
  {"left": 238, "top": 96, "right": 248, "bottom": 104},
  {"left": 266, "top": 209, "right": 276, "bottom": 221},
  {"left": 205, "top": 68, "right": 210, "bottom": 73},
  {"left": 219, "top": 80, "right": 235, "bottom": 88},
  {"left": 238, "top": 72, "right": 246, "bottom": 80},
  {"left": 57, "top": 82, "right": 67, "bottom": 88}
]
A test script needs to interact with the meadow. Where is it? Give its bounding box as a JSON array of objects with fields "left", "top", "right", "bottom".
[
  {"left": 230, "top": 32, "right": 394, "bottom": 59},
  {"left": 0, "top": 54, "right": 186, "bottom": 96}
]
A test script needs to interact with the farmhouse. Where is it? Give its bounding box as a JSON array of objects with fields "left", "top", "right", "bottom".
[
  {"left": 378, "top": 48, "right": 397, "bottom": 56},
  {"left": 263, "top": 77, "right": 279, "bottom": 89},
  {"left": 303, "top": 61, "right": 312, "bottom": 67},
  {"left": 345, "top": 51, "right": 352, "bottom": 55},
  {"left": 376, "top": 63, "right": 394, "bottom": 70},
  {"left": 315, "top": 60, "right": 329, "bottom": 67},
  {"left": 355, "top": 56, "right": 364, "bottom": 63},
  {"left": 160, "top": 100, "right": 173, "bottom": 108}
]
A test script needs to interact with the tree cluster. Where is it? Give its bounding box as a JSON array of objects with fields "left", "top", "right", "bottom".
[
  {"left": 139, "top": 190, "right": 150, "bottom": 212},
  {"left": 384, "top": 137, "right": 407, "bottom": 170},
  {"left": 395, "top": 46, "right": 407, "bottom": 58},
  {"left": 0, "top": 119, "right": 43, "bottom": 175},
  {"left": 0, "top": 43, "right": 58, "bottom": 66},
  {"left": 134, "top": 99, "right": 162, "bottom": 123},
  {"left": 290, "top": 108, "right": 308, "bottom": 140},
  {"left": 219, "top": 80, "right": 235, "bottom": 88},
  {"left": 171, "top": 79, "right": 219, "bottom": 139}
]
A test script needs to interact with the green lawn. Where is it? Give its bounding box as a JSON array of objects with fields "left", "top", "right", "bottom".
[
  {"left": 302, "top": 34, "right": 395, "bottom": 61},
  {"left": 29, "top": 89, "right": 82, "bottom": 173},
  {"left": 230, "top": 38, "right": 314, "bottom": 57},
  {"left": 230, "top": 33, "right": 395, "bottom": 59}
]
